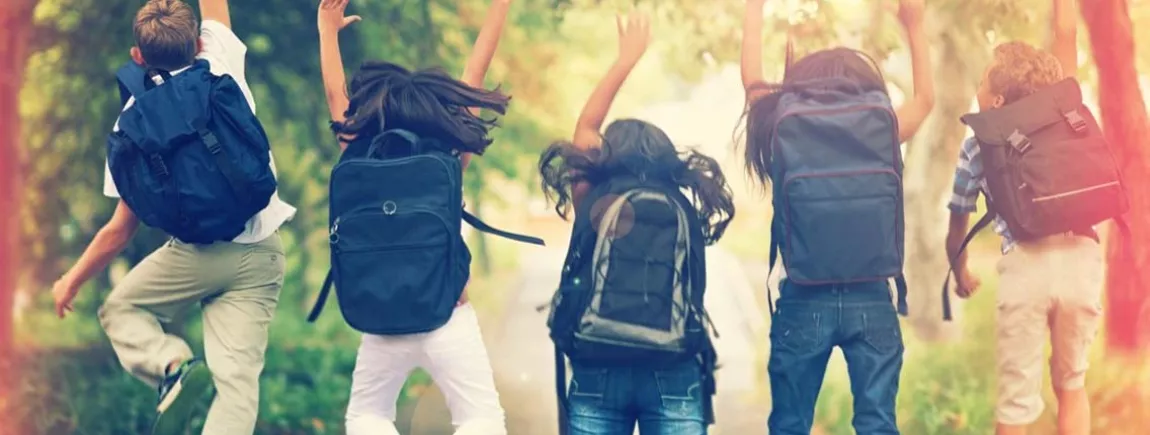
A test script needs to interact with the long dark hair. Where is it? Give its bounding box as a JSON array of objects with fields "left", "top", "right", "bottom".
[
  {"left": 334, "top": 61, "right": 511, "bottom": 154},
  {"left": 743, "top": 47, "right": 887, "bottom": 186},
  {"left": 539, "top": 119, "right": 735, "bottom": 244}
]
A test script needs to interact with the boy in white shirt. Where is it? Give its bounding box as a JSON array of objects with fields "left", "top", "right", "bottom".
[{"left": 51, "top": 1, "right": 295, "bottom": 433}]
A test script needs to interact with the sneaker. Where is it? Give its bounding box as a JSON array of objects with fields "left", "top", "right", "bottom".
[{"left": 152, "top": 359, "right": 214, "bottom": 435}]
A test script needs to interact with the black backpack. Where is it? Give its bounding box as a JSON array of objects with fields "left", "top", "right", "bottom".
[
  {"left": 307, "top": 129, "right": 544, "bottom": 334},
  {"left": 108, "top": 60, "right": 277, "bottom": 244},
  {"left": 944, "top": 78, "right": 1130, "bottom": 319},
  {"left": 545, "top": 177, "right": 718, "bottom": 430},
  {"left": 766, "top": 78, "right": 908, "bottom": 316}
]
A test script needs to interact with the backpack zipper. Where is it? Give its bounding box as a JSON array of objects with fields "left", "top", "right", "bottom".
[
  {"left": 1030, "top": 181, "right": 1120, "bottom": 202},
  {"left": 329, "top": 206, "right": 455, "bottom": 255}
]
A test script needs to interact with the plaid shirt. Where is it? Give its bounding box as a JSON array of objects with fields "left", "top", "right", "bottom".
[{"left": 948, "top": 137, "right": 1017, "bottom": 254}]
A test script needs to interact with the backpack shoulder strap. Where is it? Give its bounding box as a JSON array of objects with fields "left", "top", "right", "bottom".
[
  {"left": 367, "top": 129, "right": 422, "bottom": 158},
  {"left": 766, "top": 213, "right": 782, "bottom": 315},
  {"left": 462, "top": 211, "right": 545, "bottom": 246},
  {"left": 941, "top": 204, "right": 998, "bottom": 321},
  {"left": 307, "top": 270, "right": 335, "bottom": 323},
  {"left": 554, "top": 346, "right": 570, "bottom": 435},
  {"left": 115, "top": 61, "right": 148, "bottom": 106}
]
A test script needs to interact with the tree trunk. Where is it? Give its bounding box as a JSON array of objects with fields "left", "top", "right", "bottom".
[
  {"left": 0, "top": 0, "right": 36, "bottom": 360},
  {"left": 1080, "top": 0, "right": 1150, "bottom": 353},
  {"left": 902, "top": 31, "right": 987, "bottom": 342}
]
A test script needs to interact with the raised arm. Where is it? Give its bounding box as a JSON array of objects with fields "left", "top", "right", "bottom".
[
  {"left": 460, "top": 0, "right": 512, "bottom": 91},
  {"left": 459, "top": 0, "right": 513, "bottom": 170},
  {"left": 892, "top": 0, "right": 934, "bottom": 144},
  {"left": 199, "top": 0, "right": 231, "bottom": 28},
  {"left": 573, "top": 11, "right": 650, "bottom": 150},
  {"left": 1050, "top": 0, "right": 1077, "bottom": 78},
  {"left": 317, "top": 0, "right": 361, "bottom": 151},
  {"left": 741, "top": 0, "right": 768, "bottom": 104}
]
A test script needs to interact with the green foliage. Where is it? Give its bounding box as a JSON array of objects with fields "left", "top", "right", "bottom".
[
  {"left": 809, "top": 251, "right": 1148, "bottom": 434},
  {"left": 5, "top": 344, "right": 436, "bottom": 435},
  {"left": 14, "top": 0, "right": 1150, "bottom": 433}
]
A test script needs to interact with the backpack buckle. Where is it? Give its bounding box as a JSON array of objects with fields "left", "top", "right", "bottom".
[
  {"left": 1007, "top": 130, "right": 1032, "bottom": 154},
  {"left": 148, "top": 154, "right": 169, "bottom": 178},
  {"left": 199, "top": 130, "right": 222, "bottom": 154},
  {"left": 1063, "top": 110, "right": 1088, "bottom": 134}
]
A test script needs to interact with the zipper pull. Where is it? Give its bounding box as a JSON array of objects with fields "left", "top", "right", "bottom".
[{"left": 329, "top": 217, "right": 340, "bottom": 244}]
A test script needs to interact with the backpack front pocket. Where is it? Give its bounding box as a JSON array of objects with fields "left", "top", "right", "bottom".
[
  {"left": 331, "top": 208, "right": 457, "bottom": 335},
  {"left": 782, "top": 169, "right": 903, "bottom": 284},
  {"left": 1014, "top": 137, "right": 1127, "bottom": 235}
]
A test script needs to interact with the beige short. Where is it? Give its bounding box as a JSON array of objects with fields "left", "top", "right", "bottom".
[{"left": 994, "top": 233, "right": 1104, "bottom": 425}]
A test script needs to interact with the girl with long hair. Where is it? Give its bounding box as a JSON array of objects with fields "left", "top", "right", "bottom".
[
  {"left": 317, "top": 1, "right": 513, "bottom": 434},
  {"left": 740, "top": 0, "right": 935, "bottom": 433},
  {"left": 540, "top": 11, "right": 735, "bottom": 434}
]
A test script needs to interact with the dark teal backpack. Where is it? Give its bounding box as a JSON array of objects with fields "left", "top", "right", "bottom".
[{"left": 307, "top": 129, "right": 544, "bottom": 334}]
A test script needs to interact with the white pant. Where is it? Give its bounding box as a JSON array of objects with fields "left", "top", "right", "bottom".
[{"left": 345, "top": 304, "right": 507, "bottom": 435}]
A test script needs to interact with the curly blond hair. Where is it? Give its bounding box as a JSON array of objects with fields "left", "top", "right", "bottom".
[
  {"left": 986, "top": 41, "right": 1065, "bottom": 104},
  {"left": 133, "top": 0, "right": 199, "bottom": 71}
]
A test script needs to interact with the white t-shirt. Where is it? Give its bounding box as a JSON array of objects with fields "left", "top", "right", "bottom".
[{"left": 104, "top": 20, "right": 296, "bottom": 244}]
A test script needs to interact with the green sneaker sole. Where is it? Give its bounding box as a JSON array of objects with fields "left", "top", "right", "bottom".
[{"left": 152, "top": 364, "right": 214, "bottom": 435}]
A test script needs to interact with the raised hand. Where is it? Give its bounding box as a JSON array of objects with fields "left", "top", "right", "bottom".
[
  {"left": 318, "top": 0, "right": 362, "bottom": 33},
  {"left": 615, "top": 10, "right": 651, "bottom": 65}
]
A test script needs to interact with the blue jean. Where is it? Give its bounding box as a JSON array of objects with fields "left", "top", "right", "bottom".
[
  {"left": 768, "top": 279, "right": 903, "bottom": 434},
  {"left": 567, "top": 361, "right": 707, "bottom": 435}
]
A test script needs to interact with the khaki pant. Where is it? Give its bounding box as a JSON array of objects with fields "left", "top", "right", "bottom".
[
  {"left": 99, "top": 234, "right": 285, "bottom": 435},
  {"left": 995, "top": 233, "right": 1103, "bottom": 425}
]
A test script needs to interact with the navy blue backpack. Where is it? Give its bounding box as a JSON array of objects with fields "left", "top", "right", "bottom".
[
  {"left": 108, "top": 60, "right": 276, "bottom": 244},
  {"left": 766, "top": 78, "right": 909, "bottom": 315},
  {"left": 307, "top": 129, "right": 545, "bottom": 335}
]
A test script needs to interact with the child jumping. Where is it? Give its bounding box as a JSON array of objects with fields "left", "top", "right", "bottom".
[
  {"left": 316, "top": 0, "right": 516, "bottom": 434},
  {"left": 541, "top": 10, "right": 736, "bottom": 434},
  {"left": 740, "top": 0, "right": 934, "bottom": 433},
  {"left": 945, "top": 1, "right": 1120, "bottom": 434},
  {"left": 52, "top": 0, "right": 294, "bottom": 433}
]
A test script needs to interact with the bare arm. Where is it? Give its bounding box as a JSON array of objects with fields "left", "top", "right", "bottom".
[
  {"left": 741, "top": 0, "right": 768, "bottom": 104},
  {"left": 574, "top": 12, "right": 650, "bottom": 151},
  {"left": 1051, "top": 0, "right": 1077, "bottom": 78},
  {"left": 573, "top": 59, "right": 642, "bottom": 150},
  {"left": 893, "top": 0, "right": 934, "bottom": 144},
  {"left": 318, "top": 30, "right": 348, "bottom": 126},
  {"left": 318, "top": 0, "right": 361, "bottom": 151},
  {"left": 460, "top": 0, "right": 512, "bottom": 92},
  {"left": 53, "top": 200, "right": 140, "bottom": 317},
  {"left": 945, "top": 211, "right": 971, "bottom": 272},
  {"left": 199, "top": 0, "right": 231, "bottom": 29},
  {"left": 568, "top": 12, "right": 649, "bottom": 208},
  {"left": 459, "top": 0, "right": 513, "bottom": 170}
]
